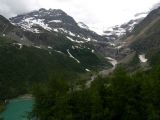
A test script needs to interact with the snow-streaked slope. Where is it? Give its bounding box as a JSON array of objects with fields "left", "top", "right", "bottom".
[
  {"left": 10, "top": 8, "right": 107, "bottom": 44},
  {"left": 13, "top": 17, "right": 52, "bottom": 33},
  {"left": 67, "top": 49, "right": 80, "bottom": 63},
  {"left": 66, "top": 36, "right": 85, "bottom": 43}
]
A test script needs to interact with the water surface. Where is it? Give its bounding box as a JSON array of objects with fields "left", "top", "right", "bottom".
[{"left": 0, "top": 98, "right": 34, "bottom": 120}]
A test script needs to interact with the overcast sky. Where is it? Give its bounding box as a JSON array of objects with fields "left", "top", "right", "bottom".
[{"left": 0, "top": 0, "right": 160, "bottom": 33}]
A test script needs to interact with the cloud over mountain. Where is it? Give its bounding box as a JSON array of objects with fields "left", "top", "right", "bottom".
[{"left": 0, "top": 0, "right": 159, "bottom": 33}]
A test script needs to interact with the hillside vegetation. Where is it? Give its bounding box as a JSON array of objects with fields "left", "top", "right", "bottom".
[{"left": 30, "top": 65, "right": 160, "bottom": 120}]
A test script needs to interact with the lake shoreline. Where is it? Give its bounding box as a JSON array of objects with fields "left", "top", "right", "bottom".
[
  {"left": 16, "top": 94, "right": 33, "bottom": 100},
  {"left": 0, "top": 102, "right": 6, "bottom": 113},
  {"left": 0, "top": 94, "right": 33, "bottom": 114},
  {"left": 0, "top": 95, "right": 34, "bottom": 120}
]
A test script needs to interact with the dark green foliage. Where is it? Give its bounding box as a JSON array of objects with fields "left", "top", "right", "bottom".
[
  {"left": 0, "top": 36, "right": 85, "bottom": 101},
  {"left": 0, "top": 101, "right": 5, "bottom": 113},
  {"left": 0, "top": 33, "right": 109, "bottom": 102},
  {"left": 69, "top": 48, "right": 109, "bottom": 70},
  {"left": 23, "top": 31, "right": 108, "bottom": 70},
  {"left": 31, "top": 65, "right": 160, "bottom": 120}
]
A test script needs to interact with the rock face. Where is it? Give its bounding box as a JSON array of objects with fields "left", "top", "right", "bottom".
[
  {"left": 8, "top": 8, "right": 117, "bottom": 64},
  {"left": 2, "top": 4, "right": 160, "bottom": 76},
  {"left": 0, "top": 9, "right": 113, "bottom": 71},
  {"left": 127, "top": 7, "right": 160, "bottom": 53},
  {"left": 1, "top": 6, "right": 159, "bottom": 72},
  {"left": 10, "top": 8, "right": 107, "bottom": 43},
  {"left": 114, "top": 7, "right": 160, "bottom": 70}
]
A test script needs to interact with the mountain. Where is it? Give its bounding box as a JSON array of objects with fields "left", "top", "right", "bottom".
[
  {"left": 1, "top": 9, "right": 114, "bottom": 70},
  {"left": 129, "top": 7, "right": 160, "bottom": 66},
  {"left": 0, "top": 10, "right": 112, "bottom": 101},
  {"left": 103, "top": 12, "right": 148, "bottom": 42},
  {"left": 8, "top": 8, "right": 114, "bottom": 65},
  {"left": 10, "top": 8, "right": 107, "bottom": 43},
  {"left": 1, "top": 4, "right": 160, "bottom": 120},
  {"left": 3, "top": 7, "right": 159, "bottom": 72},
  {"left": 129, "top": 7, "right": 160, "bottom": 51},
  {"left": 116, "top": 7, "right": 160, "bottom": 70},
  {"left": 17, "top": 6, "right": 160, "bottom": 120},
  {"left": 2, "top": 5, "right": 160, "bottom": 102}
]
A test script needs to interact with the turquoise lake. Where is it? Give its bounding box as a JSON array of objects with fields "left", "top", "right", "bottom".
[{"left": 0, "top": 98, "right": 34, "bottom": 120}]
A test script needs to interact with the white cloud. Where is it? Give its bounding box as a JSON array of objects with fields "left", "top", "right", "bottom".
[
  {"left": 0, "top": 0, "right": 39, "bottom": 18},
  {"left": 0, "top": 0, "right": 159, "bottom": 33}
]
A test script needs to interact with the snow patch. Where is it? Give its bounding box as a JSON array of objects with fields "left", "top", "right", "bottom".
[
  {"left": 106, "top": 57, "right": 117, "bottom": 67},
  {"left": 48, "top": 46, "right": 53, "bottom": 49},
  {"left": 139, "top": 54, "right": 148, "bottom": 63},
  {"left": 34, "top": 46, "right": 41, "bottom": 49},
  {"left": 66, "top": 36, "right": 84, "bottom": 44},
  {"left": 75, "top": 46, "right": 79, "bottom": 49},
  {"left": 82, "top": 37, "right": 96, "bottom": 42},
  {"left": 13, "top": 43, "right": 23, "bottom": 49},
  {"left": 116, "top": 45, "right": 123, "bottom": 49},
  {"left": 92, "top": 50, "right": 95, "bottom": 53},
  {"left": 108, "top": 42, "right": 116, "bottom": 47},
  {"left": 48, "top": 20, "right": 62, "bottom": 23},
  {"left": 69, "top": 31, "right": 76, "bottom": 37},
  {"left": 54, "top": 50, "right": 64, "bottom": 54},
  {"left": 85, "top": 69, "right": 90, "bottom": 72},
  {"left": 67, "top": 49, "right": 80, "bottom": 63},
  {"left": 57, "top": 28, "right": 76, "bottom": 37},
  {"left": 16, "top": 17, "right": 52, "bottom": 33},
  {"left": 53, "top": 29, "right": 58, "bottom": 32}
]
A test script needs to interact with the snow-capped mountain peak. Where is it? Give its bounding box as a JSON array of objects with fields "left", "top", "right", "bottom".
[
  {"left": 9, "top": 8, "right": 76, "bottom": 33},
  {"left": 9, "top": 8, "right": 107, "bottom": 45}
]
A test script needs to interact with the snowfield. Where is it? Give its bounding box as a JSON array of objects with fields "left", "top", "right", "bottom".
[{"left": 139, "top": 54, "right": 148, "bottom": 63}]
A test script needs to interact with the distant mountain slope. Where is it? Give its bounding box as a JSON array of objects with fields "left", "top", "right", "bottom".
[
  {"left": 10, "top": 8, "right": 107, "bottom": 43},
  {"left": 0, "top": 10, "right": 113, "bottom": 70},
  {"left": 117, "top": 7, "right": 160, "bottom": 70},
  {"left": 7, "top": 8, "right": 114, "bottom": 67},
  {"left": 127, "top": 7, "right": 160, "bottom": 53},
  {"left": 103, "top": 12, "right": 148, "bottom": 42},
  {"left": 0, "top": 12, "right": 113, "bottom": 101}
]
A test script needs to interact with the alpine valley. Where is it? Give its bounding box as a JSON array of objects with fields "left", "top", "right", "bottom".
[{"left": 0, "top": 4, "right": 160, "bottom": 120}]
